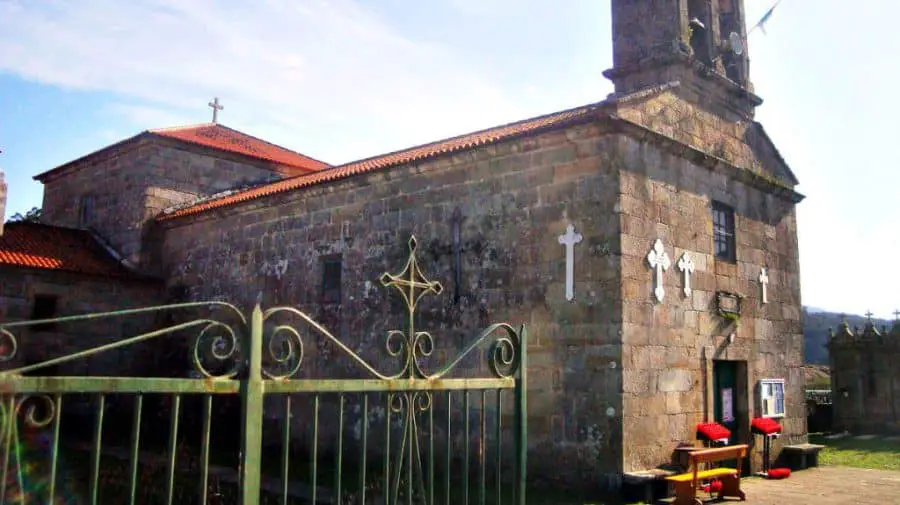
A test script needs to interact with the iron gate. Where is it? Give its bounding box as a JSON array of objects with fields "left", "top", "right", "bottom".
[{"left": 0, "top": 236, "right": 526, "bottom": 504}]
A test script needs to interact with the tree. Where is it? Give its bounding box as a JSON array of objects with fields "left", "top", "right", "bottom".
[{"left": 9, "top": 206, "right": 42, "bottom": 223}]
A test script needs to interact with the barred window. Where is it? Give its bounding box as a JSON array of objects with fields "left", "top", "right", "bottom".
[
  {"left": 31, "top": 294, "right": 59, "bottom": 331},
  {"left": 322, "top": 256, "right": 342, "bottom": 304},
  {"left": 79, "top": 195, "right": 94, "bottom": 228},
  {"left": 712, "top": 201, "right": 736, "bottom": 262}
]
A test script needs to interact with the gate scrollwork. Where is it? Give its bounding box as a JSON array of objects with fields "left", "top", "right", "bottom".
[{"left": 0, "top": 236, "right": 527, "bottom": 505}]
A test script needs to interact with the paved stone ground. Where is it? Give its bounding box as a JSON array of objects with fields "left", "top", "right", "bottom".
[{"left": 672, "top": 467, "right": 900, "bottom": 505}]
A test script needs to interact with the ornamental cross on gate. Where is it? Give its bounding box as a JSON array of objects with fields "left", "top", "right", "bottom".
[
  {"left": 647, "top": 239, "right": 671, "bottom": 302},
  {"left": 380, "top": 236, "right": 443, "bottom": 377}
]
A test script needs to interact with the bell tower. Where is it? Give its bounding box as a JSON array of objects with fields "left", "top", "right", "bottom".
[{"left": 603, "top": 0, "right": 761, "bottom": 119}]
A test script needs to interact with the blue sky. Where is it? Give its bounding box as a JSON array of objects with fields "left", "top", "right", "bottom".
[{"left": 1, "top": 1, "right": 898, "bottom": 319}]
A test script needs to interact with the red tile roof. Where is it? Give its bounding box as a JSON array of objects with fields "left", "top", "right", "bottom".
[
  {"left": 33, "top": 123, "right": 330, "bottom": 182},
  {"left": 160, "top": 102, "right": 607, "bottom": 221},
  {"left": 0, "top": 222, "right": 146, "bottom": 279},
  {"left": 150, "top": 123, "right": 330, "bottom": 174}
]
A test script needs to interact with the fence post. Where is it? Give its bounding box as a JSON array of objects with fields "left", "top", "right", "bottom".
[
  {"left": 239, "top": 304, "right": 265, "bottom": 505},
  {"left": 515, "top": 325, "right": 527, "bottom": 505}
]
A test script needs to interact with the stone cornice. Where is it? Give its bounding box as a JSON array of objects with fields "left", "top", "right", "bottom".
[{"left": 603, "top": 48, "right": 763, "bottom": 109}]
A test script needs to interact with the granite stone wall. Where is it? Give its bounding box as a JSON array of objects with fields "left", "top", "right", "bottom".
[
  {"left": 614, "top": 87, "right": 795, "bottom": 188},
  {"left": 156, "top": 107, "right": 805, "bottom": 487},
  {"left": 159, "top": 122, "right": 626, "bottom": 491},
  {"left": 40, "top": 138, "right": 286, "bottom": 267},
  {"left": 0, "top": 267, "right": 163, "bottom": 375},
  {"left": 615, "top": 132, "right": 806, "bottom": 474}
]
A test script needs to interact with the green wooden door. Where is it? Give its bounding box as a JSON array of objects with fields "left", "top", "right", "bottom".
[
  {"left": 713, "top": 360, "right": 744, "bottom": 470},
  {"left": 713, "top": 360, "right": 737, "bottom": 443}
]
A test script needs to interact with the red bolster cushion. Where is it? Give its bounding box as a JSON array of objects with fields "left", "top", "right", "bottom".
[
  {"left": 696, "top": 422, "right": 731, "bottom": 441},
  {"left": 751, "top": 417, "right": 782, "bottom": 435},
  {"left": 701, "top": 480, "right": 724, "bottom": 493},
  {"left": 767, "top": 467, "right": 791, "bottom": 479}
]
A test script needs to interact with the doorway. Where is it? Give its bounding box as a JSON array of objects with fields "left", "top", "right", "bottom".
[{"left": 713, "top": 360, "right": 749, "bottom": 472}]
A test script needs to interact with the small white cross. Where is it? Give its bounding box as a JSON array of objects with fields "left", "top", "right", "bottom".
[
  {"left": 677, "top": 252, "right": 695, "bottom": 298},
  {"left": 759, "top": 267, "right": 769, "bottom": 304},
  {"left": 558, "top": 224, "right": 583, "bottom": 302},
  {"left": 647, "top": 239, "right": 671, "bottom": 302},
  {"left": 208, "top": 97, "right": 224, "bottom": 123}
]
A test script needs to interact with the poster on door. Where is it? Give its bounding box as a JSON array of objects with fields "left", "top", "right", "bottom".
[{"left": 722, "top": 388, "right": 735, "bottom": 423}]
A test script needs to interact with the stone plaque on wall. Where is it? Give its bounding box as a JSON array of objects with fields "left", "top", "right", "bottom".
[{"left": 716, "top": 291, "right": 742, "bottom": 316}]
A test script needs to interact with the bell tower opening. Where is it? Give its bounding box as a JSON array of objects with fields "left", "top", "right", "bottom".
[
  {"left": 604, "top": 0, "right": 760, "bottom": 118},
  {"left": 688, "top": 0, "right": 713, "bottom": 66},
  {"left": 717, "top": 0, "right": 747, "bottom": 84}
]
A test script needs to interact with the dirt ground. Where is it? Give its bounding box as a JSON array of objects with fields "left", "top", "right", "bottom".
[{"left": 659, "top": 466, "right": 900, "bottom": 505}]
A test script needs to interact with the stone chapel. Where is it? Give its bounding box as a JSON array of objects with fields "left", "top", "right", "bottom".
[{"left": 0, "top": 0, "right": 806, "bottom": 492}]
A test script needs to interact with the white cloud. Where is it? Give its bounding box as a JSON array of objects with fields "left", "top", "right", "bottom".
[
  {"left": 0, "top": 0, "right": 593, "bottom": 164},
  {"left": 104, "top": 103, "right": 195, "bottom": 129},
  {"left": 447, "top": 0, "right": 510, "bottom": 17}
]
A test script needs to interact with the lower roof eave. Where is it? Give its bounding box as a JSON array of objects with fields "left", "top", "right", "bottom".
[{"left": 0, "top": 263, "right": 165, "bottom": 284}]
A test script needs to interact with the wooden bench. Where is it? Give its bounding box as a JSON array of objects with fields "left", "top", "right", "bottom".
[
  {"left": 782, "top": 443, "right": 825, "bottom": 470},
  {"left": 665, "top": 444, "right": 748, "bottom": 505}
]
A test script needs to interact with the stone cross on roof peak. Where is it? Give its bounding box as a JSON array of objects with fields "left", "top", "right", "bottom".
[{"left": 208, "top": 97, "right": 224, "bottom": 124}]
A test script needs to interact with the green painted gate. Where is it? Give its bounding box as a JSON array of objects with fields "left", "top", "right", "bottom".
[{"left": 0, "top": 237, "right": 527, "bottom": 504}]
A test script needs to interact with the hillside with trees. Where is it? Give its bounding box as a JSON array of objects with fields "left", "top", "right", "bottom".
[{"left": 7, "top": 206, "right": 42, "bottom": 223}]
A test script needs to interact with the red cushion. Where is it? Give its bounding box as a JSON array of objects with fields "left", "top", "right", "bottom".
[
  {"left": 767, "top": 467, "right": 791, "bottom": 479},
  {"left": 752, "top": 417, "right": 782, "bottom": 435},
  {"left": 701, "top": 480, "right": 724, "bottom": 493},
  {"left": 696, "top": 422, "right": 731, "bottom": 441}
]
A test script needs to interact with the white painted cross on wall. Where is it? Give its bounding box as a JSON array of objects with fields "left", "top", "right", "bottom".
[
  {"left": 759, "top": 267, "right": 769, "bottom": 304},
  {"left": 677, "top": 252, "right": 695, "bottom": 298},
  {"left": 647, "top": 239, "right": 671, "bottom": 303},
  {"left": 558, "top": 224, "right": 582, "bottom": 302}
]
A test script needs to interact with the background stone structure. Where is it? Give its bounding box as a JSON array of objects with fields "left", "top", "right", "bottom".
[
  {"left": 35, "top": 126, "right": 326, "bottom": 268},
  {"left": 829, "top": 318, "right": 900, "bottom": 434},
  {"left": 0, "top": 222, "right": 164, "bottom": 375},
  {"left": 0, "top": 267, "right": 163, "bottom": 375}
]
